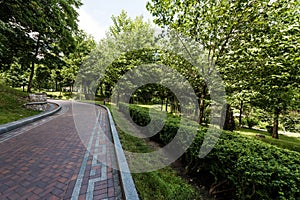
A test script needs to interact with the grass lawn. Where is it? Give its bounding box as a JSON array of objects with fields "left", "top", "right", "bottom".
[
  {"left": 109, "top": 105, "right": 202, "bottom": 200},
  {"left": 41, "top": 91, "right": 77, "bottom": 100},
  {"left": 139, "top": 104, "right": 169, "bottom": 111},
  {"left": 235, "top": 128, "right": 300, "bottom": 152},
  {"left": 0, "top": 84, "right": 41, "bottom": 125}
]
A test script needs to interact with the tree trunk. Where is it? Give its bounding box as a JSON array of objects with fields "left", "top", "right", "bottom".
[
  {"left": 221, "top": 104, "right": 235, "bottom": 131},
  {"left": 100, "top": 84, "right": 103, "bottom": 96},
  {"left": 116, "top": 91, "right": 119, "bottom": 106},
  {"left": 27, "top": 34, "right": 41, "bottom": 93},
  {"left": 165, "top": 98, "right": 168, "bottom": 112},
  {"left": 239, "top": 100, "right": 243, "bottom": 129},
  {"left": 28, "top": 62, "right": 35, "bottom": 93},
  {"left": 55, "top": 80, "right": 58, "bottom": 91},
  {"left": 171, "top": 97, "right": 175, "bottom": 113},
  {"left": 272, "top": 111, "right": 280, "bottom": 139},
  {"left": 198, "top": 84, "right": 207, "bottom": 124}
]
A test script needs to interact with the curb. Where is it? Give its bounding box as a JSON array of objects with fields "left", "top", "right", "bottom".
[
  {"left": 98, "top": 104, "right": 140, "bottom": 200},
  {"left": 0, "top": 102, "right": 62, "bottom": 134}
]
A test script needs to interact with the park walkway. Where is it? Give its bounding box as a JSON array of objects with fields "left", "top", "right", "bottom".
[{"left": 0, "top": 100, "right": 123, "bottom": 200}]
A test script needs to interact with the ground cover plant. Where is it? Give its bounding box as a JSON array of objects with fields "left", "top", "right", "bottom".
[{"left": 0, "top": 84, "right": 41, "bottom": 124}]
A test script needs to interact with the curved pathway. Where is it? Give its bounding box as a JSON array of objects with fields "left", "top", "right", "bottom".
[{"left": 0, "top": 100, "right": 122, "bottom": 200}]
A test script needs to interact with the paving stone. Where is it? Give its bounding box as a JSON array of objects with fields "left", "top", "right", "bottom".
[{"left": 0, "top": 101, "right": 123, "bottom": 200}]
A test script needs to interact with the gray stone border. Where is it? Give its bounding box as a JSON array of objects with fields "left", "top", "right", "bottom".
[
  {"left": 0, "top": 102, "right": 61, "bottom": 134},
  {"left": 98, "top": 104, "right": 140, "bottom": 200}
]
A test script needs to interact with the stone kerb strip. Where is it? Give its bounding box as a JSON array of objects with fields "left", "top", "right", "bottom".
[
  {"left": 99, "top": 104, "right": 140, "bottom": 200},
  {"left": 28, "top": 93, "right": 47, "bottom": 102},
  {"left": 0, "top": 102, "right": 61, "bottom": 134},
  {"left": 25, "top": 93, "right": 48, "bottom": 111}
]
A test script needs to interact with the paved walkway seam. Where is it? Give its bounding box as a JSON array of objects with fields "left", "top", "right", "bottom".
[
  {"left": 71, "top": 111, "right": 101, "bottom": 200},
  {"left": 99, "top": 104, "right": 140, "bottom": 200},
  {"left": 0, "top": 102, "right": 61, "bottom": 134}
]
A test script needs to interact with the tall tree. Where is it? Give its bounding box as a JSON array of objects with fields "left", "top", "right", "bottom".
[
  {"left": 221, "top": 0, "right": 300, "bottom": 138},
  {"left": 62, "top": 31, "right": 96, "bottom": 93},
  {"left": 147, "top": 0, "right": 300, "bottom": 137},
  {"left": 0, "top": 0, "right": 82, "bottom": 92},
  {"left": 77, "top": 10, "right": 157, "bottom": 99}
]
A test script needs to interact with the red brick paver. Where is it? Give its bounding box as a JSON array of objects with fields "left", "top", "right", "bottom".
[{"left": 0, "top": 101, "right": 122, "bottom": 200}]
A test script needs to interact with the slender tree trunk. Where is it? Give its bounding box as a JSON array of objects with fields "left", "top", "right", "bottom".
[
  {"left": 59, "top": 86, "right": 62, "bottom": 96},
  {"left": 221, "top": 104, "right": 235, "bottom": 131},
  {"left": 194, "top": 105, "right": 199, "bottom": 121},
  {"left": 27, "top": 34, "right": 41, "bottom": 93},
  {"left": 70, "top": 82, "right": 73, "bottom": 94},
  {"left": 165, "top": 98, "right": 168, "bottom": 112},
  {"left": 28, "top": 62, "right": 35, "bottom": 93},
  {"left": 100, "top": 84, "right": 103, "bottom": 96},
  {"left": 272, "top": 111, "right": 280, "bottom": 139},
  {"left": 198, "top": 84, "right": 207, "bottom": 124},
  {"left": 171, "top": 97, "right": 175, "bottom": 113},
  {"left": 239, "top": 100, "right": 243, "bottom": 129},
  {"left": 116, "top": 91, "right": 119, "bottom": 106},
  {"left": 55, "top": 80, "right": 58, "bottom": 91},
  {"left": 161, "top": 99, "right": 163, "bottom": 111},
  {"left": 174, "top": 99, "right": 178, "bottom": 113}
]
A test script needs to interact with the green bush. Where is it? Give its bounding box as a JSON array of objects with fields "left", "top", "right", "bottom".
[
  {"left": 241, "top": 117, "right": 248, "bottom": 126},
  {"left": 281, "top": 114, "right": 300, "bottom": 132},
  {"left": 246, "top": 117, "right": 259, "bottom": 129},
  {"left": 258, "top": 121, "right": 269, "bottom": 129},
  {"left": 266, "top": 125, "right": 273, "bottom": 134},
  {"left": 119, "top": 103, "right": 300, "bottom": 199}
]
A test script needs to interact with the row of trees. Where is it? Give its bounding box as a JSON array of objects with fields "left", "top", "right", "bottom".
[
  {"left": 146, "top": 0, "right": 300, "bottom": 138},
  {"left": 77, "top": 5, "right": 299, "bottom": 138},
  {"left": 1, "top": 1, "right": 299, "bottom": 138},
  {"left": 0, "top": 0, "right": 95, "bottom": 92}
]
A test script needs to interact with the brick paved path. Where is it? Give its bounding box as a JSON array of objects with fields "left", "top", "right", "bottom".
[{"left": 0, "top": 100, "right": 122, "bottom": 200}]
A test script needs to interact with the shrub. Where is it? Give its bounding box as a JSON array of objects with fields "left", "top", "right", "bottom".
[
  {"left": 281, "top": 114, "right": 300, "bottom": 132},
  {"left": 241, "top": 117, "right": 248, "bottom": 126},
  {"left": 258, "top": 121, "right": 269, "bottom": 129},
  {"left": 266, "top": 125, "right": 273, "bottom": 134},
  {"left": 246, "top": 117, "right": 259, "bottom": 129},
  {"left": 118, "top": 103, "right": 300, "bottom": 199}
]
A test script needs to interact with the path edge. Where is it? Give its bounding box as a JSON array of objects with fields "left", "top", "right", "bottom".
[
  {"left": 98, "top": 104, "right": 140, "bottom": 200},
  {"left": 0, "top": 102, "right": 61, "bottom": 134}
]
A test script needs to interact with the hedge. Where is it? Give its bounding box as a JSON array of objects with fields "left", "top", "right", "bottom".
[{"left": 117, "top": 103, "right": 300, "bottom": 200}]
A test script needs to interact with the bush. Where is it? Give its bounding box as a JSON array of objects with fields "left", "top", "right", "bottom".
[
  {"left": 246, "top": 117, "right": 259, "bottom": 129},
  {"left": 266, "top": 125, "right": 273, "bottom": 134},
  {"left": 281, "top": 114, "right": 300, "bottom": 132},
  {"left": 258, "top": 121, "right": 269, "bottom": 129},
  {"left": 119, "top": 103, "right": 300, "bottom": 199},
  {"left": 241, "top": 117, "right": 248, "bottom": 126}
]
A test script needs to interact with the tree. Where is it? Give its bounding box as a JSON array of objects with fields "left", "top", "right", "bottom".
[
  {"left": 147, "top": 0, "right": 300, "bottom": 137},
  {"left": 61, "top": 32, "right": 96, "bottom": 93},
  {"left": 147, "top": 0, "right": 247, "bottom": 126},
  {"left": 77, "top": 10, "right": 157, "bottom": 99},
  {"left": 0, "top": 0, "right": 82, "bottom": 92},
  {"left": 221, "top": 0, "right": 300, "bottom": 138},
  {"left": 1, "top": 61, "right": 29, "bottom": 90}
]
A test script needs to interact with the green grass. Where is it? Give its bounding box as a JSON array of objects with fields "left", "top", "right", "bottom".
[
  {"left": 235, "top": 128, "right": 300, "bottom": 152},
  {"left": 40, "top": 91, "right": 77, "bottom": 100},
  {"left": 0, "top": 84, "right": 41, "bottom": 124},
  {"left": 139, "top": 104, "right": 169, "bottom": 111},
  {"left": 110, "top": 106, "right": 200, "bottom": 200}
]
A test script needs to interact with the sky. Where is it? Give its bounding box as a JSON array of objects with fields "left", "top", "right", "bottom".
[{"left": 78, "top": 0, "right": 154, "bottom": 41}]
